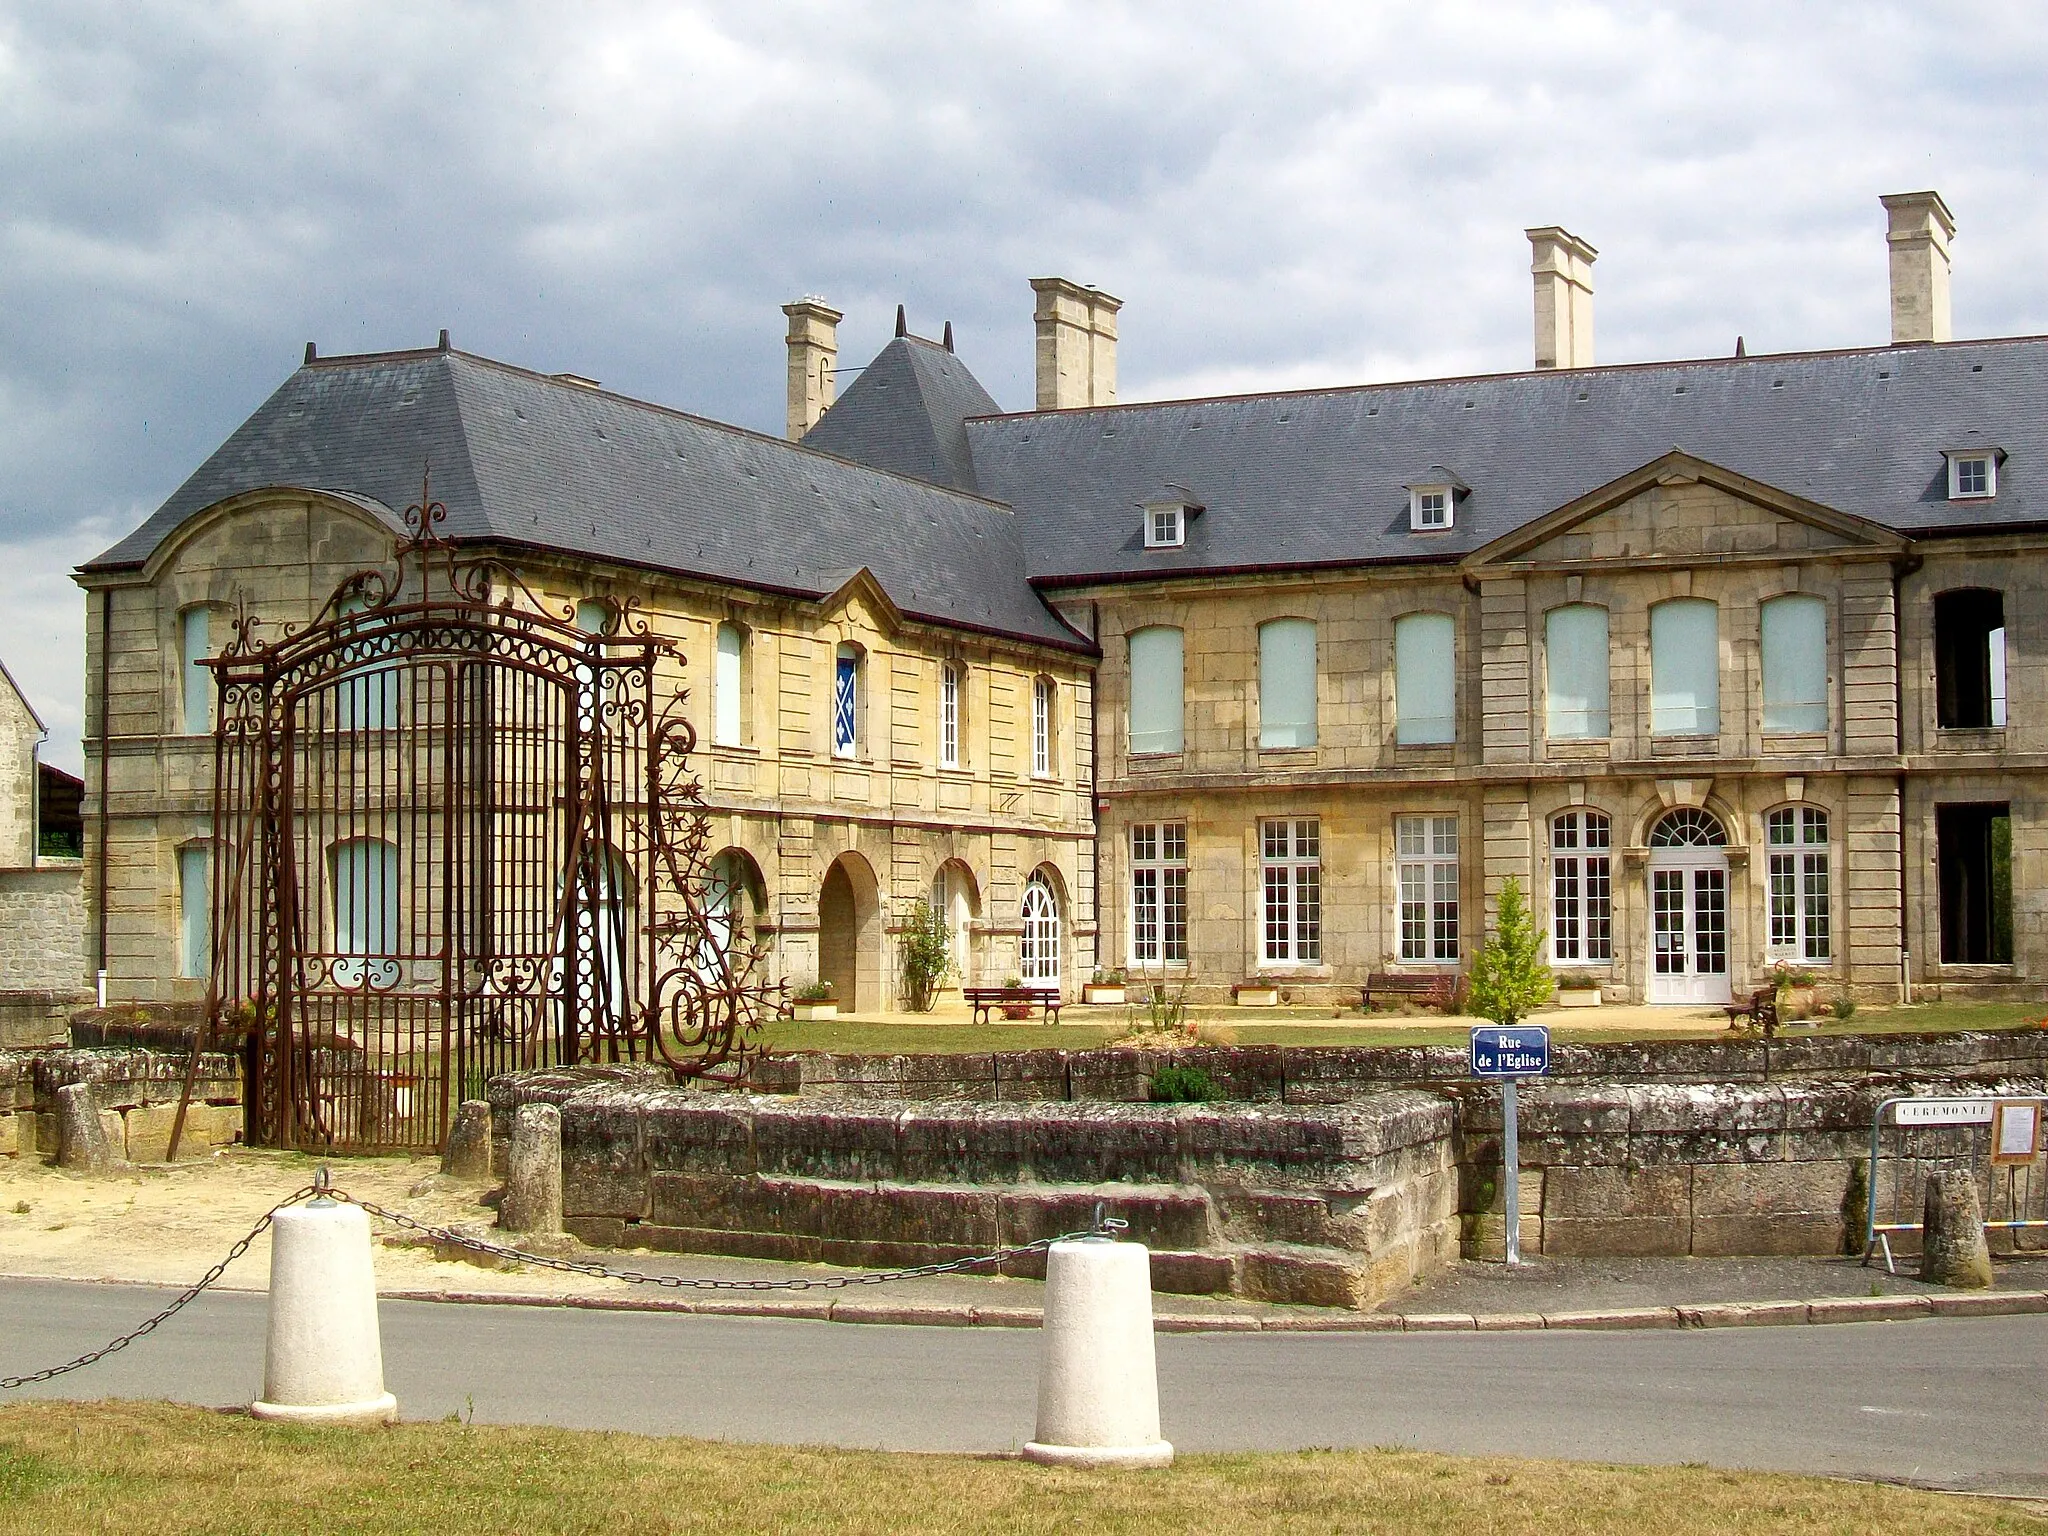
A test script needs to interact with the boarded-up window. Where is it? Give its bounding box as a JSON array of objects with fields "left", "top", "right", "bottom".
[
  {"left": 1544, "top": 605, "right": 1609, "bottom": 739},
  {"left": 180, "top": 608, "right": 212, "bottom": 734},
  {"left": 1761, "top": 596, "right": 1827, "bottom": 733},
  {"left": 1394, "top": 613, "right": 1455, "bottom": 745},
  {"left": 1650, "top": 599, "right": 1719, "bottom": 735},
  {"left": 1128, "top": 627, "right": 1184, "bottom": 755},
  {"left": 1258, "top": 618, "right": 1317, "bottom": 748}
]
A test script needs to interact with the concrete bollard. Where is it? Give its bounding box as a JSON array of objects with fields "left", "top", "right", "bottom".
[
  {"left": 1921, "top": 1166, "right": 1995, "bottom": 1289},
  {"left": 441, "top": 1100, "right": 493, "bottom": 1181},
  {"left": 56, "top": 1082, "right": 115, "bottom": 1174},
  {"left": 1022, "top": 1238, "right": 1173, "bottom": 1469},
  {"left": 500, "top": 1102, "right": 562, "bottom": 1236},
  {"left": 249, "top": 1196, "right": 399, "bottom": 1426}
]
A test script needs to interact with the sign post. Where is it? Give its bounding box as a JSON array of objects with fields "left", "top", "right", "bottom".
[{"left": 1471, "top": 1024, "right": 1551, "bottom": 1266}]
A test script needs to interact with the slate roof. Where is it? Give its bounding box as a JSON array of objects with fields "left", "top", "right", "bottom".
[
  {"left": 83, "top": 349, "right": 1088, "bottom": 652},
  {"left": 958, "top": 335, "right": 2048, "bottom": 585},
  {"left": 800, "top": 335, "right": 1001, "bottom": 494}
]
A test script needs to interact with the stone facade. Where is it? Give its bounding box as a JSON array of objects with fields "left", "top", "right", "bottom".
[
  {"left": 77, "top": 489, "right": 1095, "bottom": 1009},
  {"left": 0, "top": 657, "right": 87, "bottom": 1042}
]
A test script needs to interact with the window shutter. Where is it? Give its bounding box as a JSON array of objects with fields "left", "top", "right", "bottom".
[
  {"left": 1544, "top": 605, "right": 1610, "bottom": 738},
  {"left": 1650, "top": 599, "right": 1719, "bottom": 735},
  {"left": 1760, "top": 596, "right": 1826, "bottom": 733}
]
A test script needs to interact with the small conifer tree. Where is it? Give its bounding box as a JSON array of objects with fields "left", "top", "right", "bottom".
[{"left": 1466, "top": 876, "right": 1553, "bottom": 1028}]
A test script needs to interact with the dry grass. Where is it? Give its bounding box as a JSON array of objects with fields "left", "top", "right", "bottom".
[{"left": 0, "top": 1401, "right": 2039, "bottom": 1535}]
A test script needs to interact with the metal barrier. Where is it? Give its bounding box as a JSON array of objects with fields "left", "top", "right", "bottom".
[{"left": 1862, "top": 1095, "right": 2047, "bottom": 1272}]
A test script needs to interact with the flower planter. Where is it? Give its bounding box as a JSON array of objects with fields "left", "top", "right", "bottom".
[
  {"left": 1233, "top": 984, "right": 1281, "bottom": 1008},
  {"left": 1775, "top": 984, "right": 1819, "bottom": 1022},
  {"left": 1556, "top": 986, "right": 1602, "bottom": 1009},
  {"left": 789, "top": 1000, "right": 837, "bottom": 1020},
  {"left": 1082, "top": 985, "right": 1126, "bottom": 1006},
  {"left": 1000, "top": 1003, "right": 1036, "bottom": 1020}
]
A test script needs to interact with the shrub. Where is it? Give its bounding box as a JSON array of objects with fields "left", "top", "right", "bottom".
[
  {"left": 1830, "top": 992, "right": 1857, "bottom": 1021},
  {"left": 896, "top": 898, "right": 952, "bottom": 1014},
  {"left": 792, "top": 981, "right": 835, "bottom": 1002},
  {"left": 1466, "top": 877, "right": 1552, "bottom": 1028},
  {"left": 1148, "top": 1064, "right": 1224, "bottom": 1103}
]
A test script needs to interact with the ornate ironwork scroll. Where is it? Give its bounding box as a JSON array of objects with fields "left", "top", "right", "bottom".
[{"left": 176, "top": 478, "right": 778, "bottom": 1154}]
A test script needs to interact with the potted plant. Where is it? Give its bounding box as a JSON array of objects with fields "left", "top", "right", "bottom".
[
  {"left": 1766, "top": 959, "right": 1819, "bottom": 1021},
  {"left": 1083, "top": 968, "right": 1127, "bottom": 1006},
  {"left": 1555, "top": 978, "right": 1602, "bottom": 1008},
  {"left": 999, "top": 975, "right": 1035, "bottom": 1020},
  {"left": 790, "top": 981, "right": 837, "bottom": 1020},
  {"left": 1232, "top": 978, "right": 1281, "bottom": 1007}
]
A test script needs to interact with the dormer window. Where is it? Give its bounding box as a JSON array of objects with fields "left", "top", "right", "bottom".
[
  {"left": 1142, "top": 493, "right": 1198, "bottom": 549},
  {"left": 1947, "top": 451, "right": 1997, "bottom": 500},
  {"left": 1410, "top": 485, "right": 1452, "bottom": 531}
]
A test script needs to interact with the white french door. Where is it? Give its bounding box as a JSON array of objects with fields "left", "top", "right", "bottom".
[{"left": 1647, "top": 850, "right": 1731, "bottom": 1005}]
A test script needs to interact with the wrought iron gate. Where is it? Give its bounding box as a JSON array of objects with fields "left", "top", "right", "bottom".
[{"left": 178, "top": 489, "right": 775, "bottom": 1154}]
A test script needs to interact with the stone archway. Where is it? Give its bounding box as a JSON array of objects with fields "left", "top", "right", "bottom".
[{"left": 818, "top": 852, "right": 883, "bottom": 1011}]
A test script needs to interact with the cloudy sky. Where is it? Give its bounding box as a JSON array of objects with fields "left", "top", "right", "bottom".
[{"left": 4, "top": 1, "right": 2045, "bottom": 772}]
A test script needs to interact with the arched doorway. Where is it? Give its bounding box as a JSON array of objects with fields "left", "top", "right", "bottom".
[
  {"left": 930, "top": 861, "right": 980, "bottom": 989},
  {"left": 818, "top": 852, "right": 882, "bottom": 1011},
  {"left": 1019, "top": 871, "right": 1061, "bottom": 989},
  {"left": 1646, "top": 807, "right": 1730, "bottom": 1005}
]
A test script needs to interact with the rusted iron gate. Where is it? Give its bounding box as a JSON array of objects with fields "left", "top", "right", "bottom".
[{"left": 170, "top": 490, "right": 776, "bottom": 1156}]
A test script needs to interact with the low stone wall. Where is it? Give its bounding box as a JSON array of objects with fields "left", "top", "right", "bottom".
[
  {"left": 488, "top": 1068, "right": 1459, "bottom": 1310},
  {"left": 747, "top": 1029, "right": 2048, "bottom": 1103},
  {"left": 1453, "top": 1075, "right": 2048, "bottom": 1261},
  {"left": 0, "top": 866, "right": 85, "bottom": 996},
  {"left": 0, "top": 990, "right": 91, "bottom": 1049},
  {"left": 0, "top": 1047, "right": 243, "bottom": 1162}
]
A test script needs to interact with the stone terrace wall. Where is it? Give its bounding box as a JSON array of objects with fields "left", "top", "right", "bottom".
[
  {"left": 488, "top": 1070, "right": 1459, "bottom": 1310},
  {"left": 1453, "top": 1075, "right": 2048, "bottom": 1261},
  {"left": 0, "top": 865, "right": 89, "bottom": 1047},
  {"left": 748, "top": 1029, "right": 2048, "bottom": 1104},
  {"left": 0, "top": 1047, "right": 243, "bottom": 1162}
]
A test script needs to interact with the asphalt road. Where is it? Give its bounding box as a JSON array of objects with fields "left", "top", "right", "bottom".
[{"left": 2, "top": 1279, "right": 2042, "bottom": 1495}]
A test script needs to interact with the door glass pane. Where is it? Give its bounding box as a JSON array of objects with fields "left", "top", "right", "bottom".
[
  {"left": 1653, "top": 870, "right": 1686, "bottom": 973},
  {"left": 1694, "top": 869, "right": 1728, "bottom": 974},
  {"left": 1650, "top": 599, "right": 1719, "bottom": 735}
]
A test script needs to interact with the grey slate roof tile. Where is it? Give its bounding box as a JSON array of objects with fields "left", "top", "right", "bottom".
[
  {"left": 799, "top": 335, "right": 1000, "bottom": 493},
  {"left": 84, "top": 350, "right": 1087, "bottom": 652}
]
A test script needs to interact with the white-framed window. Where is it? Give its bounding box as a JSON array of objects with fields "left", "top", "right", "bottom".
[
  {"left": 179, "top": 607, "right": 213, "bottom": 734},
  {"left": 1760, "top": 594, "right": 1827, "bottom": 734},
  {"left": 1143, "top": 502, "right": 1186, "bottom": 548},
  {"left": 1019, "top": 872, "right": 1061, "bottom": 985},
  {"left": 833, "top": 642, "right": 861, "bottom": 758},
  {"left": 1396, "top": 814, "right": 1459, "bottom": 963},
  {"left": 1544, "top": 604, "right": 1609, "bottom": 739},
  {"left": 939, "top": 661, "right": 961, "bottom": 769},
  {"left": 1032, "top": 676, "right": 1055, "bottom": 777},
  {"left": 1550, "top": 810, "right": 1612, "bottom": 964},
  {"left": 177, "top": 844, "right": 211, "bottom": 979},
  {"left": 1767, "top": 806, "right": 1831, "bottom": 962},
  {"left": 1394, "top": 612, "right": 1455, "bottom": 745},
  {"left": 1129, "top": 822, "right": 1188, "bottom": 966},
  {"left": 1948, "top": 452, "right": 1996, "bottom": 500},
  {"left": 1128, "top": 626, "right": 1184, "bottom": 755},
  {"left": 714, "top": 622, "right": 746, "bottom": 747},
  {"left": 1260, "top": 818, "right": 1321, "bottom": 965},
  {"left": 1409, "top": 485, "right": 1453, "bottom": 531},
  {"left": 1258, "top": 618, "right": 1317, "bottom": 749},
  {"left": 1650, "top": 598, "right": 1719, "bottom": 735}
]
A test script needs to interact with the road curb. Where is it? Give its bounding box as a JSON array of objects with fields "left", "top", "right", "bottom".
[{"left": 371, "top": 1285, "right": 2048, "bottom": 1333}]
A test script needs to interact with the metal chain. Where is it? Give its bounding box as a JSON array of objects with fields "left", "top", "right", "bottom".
[
  {"left": 1, "top": 1184, "right": 321, "bottom": 1391},
  {"left": 342, "top": 1192, "right": 1128, "bottom": 1291},
  {"left": 2, "top": 1175, "right": 1126, "bottom": 1388}
]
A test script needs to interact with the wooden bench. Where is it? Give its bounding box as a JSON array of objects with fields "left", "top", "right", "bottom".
[
  {"left": 964, "top": 986, "right": 1062, "bottom": 1027},
  {"left": 1722, "top": 987, "right": 1780, "bottom": 1039},
  {"left": 1363, "top": 972, "right": 1444, "bottom": 1011}
]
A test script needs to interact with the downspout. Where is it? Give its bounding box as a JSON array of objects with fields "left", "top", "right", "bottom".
[
  {"left": 1087, "top": 601, "right": 1101, "bottom": 985},
  {"left": 1892, "top": 554, "right": 1921, "bottom": 1004},
  {"left": 94, "top": 585, "right": 113, "bottom": 992}
]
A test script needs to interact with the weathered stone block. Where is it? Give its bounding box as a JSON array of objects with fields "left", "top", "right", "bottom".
[
  {"left": 1543, "top": 1164, "right": 1688, "bottom": 1220},
  {"left": 559, "top": 1088, "right": 655, "bottom": 1220},
  {"left": 122, "top": 1102, "right": 211, "bottom": 1162},
  {"left": 1541, "top": 1216, "right": 1690, "bottom": 1256},
  {"left": 1689, "top": 1213, "right": 1844, "bottom": 1256},
  {"left": 1240, "top": 1247, "right": 1371, "bottom": 1309}
]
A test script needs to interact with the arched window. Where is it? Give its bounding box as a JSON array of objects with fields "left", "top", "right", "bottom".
[
  {"left": 328, "top": 837, "right": 400, "bottom": 990},
  {"left": 1032, "top": 676, "right": 1056, "bottom": 777},
  {"left": 334, "top": 595, "right": 398, "bottom": 731},
  {"left": 1550, "top": 811, "right": 1611, "bottom": 963},
  {"left": 1019, "top": 873, "right": 1061, "bottom": 985},
  {"left": 930, "top": 862, "right": 977, "bottom": 982},
  {"left": 699, "top": 850, "right": 754, "bottom": 976},
  {"left": 1394, "top": 613, "right": 1455, "bottom": 745},
  {"left": 1128, "top": 627, "right": 1184, "bottom": 755},
  {"left": 1761, "top": 595, "right": 1827, "bottom": 734},
  {"left": 1650, "top": 599, "right": 1719, "bottom": 735},
  {"left": 1649, "top": 807, "right": 1727, "bottom": 847},
  {"left": 179, "top": 607, "right": 213, "bottom": 734},
  {"left": 714, "top": 622, "right": 747, "bottom": 747},
  {"left": 1258, "top": 618, "right": 1318, "bottom": 748},
  {"left": 833, "top": 642, "right": 863, "bottom": 758},
  {"left": 1544, "top": 605, "right": 1609, "bottom": 739},
  {"left": 1766, "top": 807, "right": 1831, "bottom": 961},
  {"left": 939, "top": 661, "right": 963, "bottom": 769}
]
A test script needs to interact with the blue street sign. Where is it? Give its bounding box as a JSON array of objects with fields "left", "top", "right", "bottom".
[{"left": 1470, "top": 1025, "right": 1550, "bottom": 1078}]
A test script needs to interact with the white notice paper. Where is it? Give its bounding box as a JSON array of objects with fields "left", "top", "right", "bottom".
[{"left": 1995, "top": 1102, "right": 2039, "bottom": 1159}]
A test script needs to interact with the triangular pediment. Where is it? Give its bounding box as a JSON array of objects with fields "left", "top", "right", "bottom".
[
  {"left": 816, "top": 566, "right": 903, "bottom": 634},
  {"left": 1464, "top": 450, "right": 1908, "bottom": 572}
]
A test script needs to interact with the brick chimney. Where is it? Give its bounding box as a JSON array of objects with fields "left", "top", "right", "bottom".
[
  {"left": 1526, "top": 227, "right": 1597, "bottom": 370},
  {"left": 1881, "top": 191, "right": 1955, "bottom": 344},
  {"left": 1030, "top": 278, "right": 1120, "bottom": 409},
  {"left": 782, "top": 297, "right": 842, "bottom": 440}
]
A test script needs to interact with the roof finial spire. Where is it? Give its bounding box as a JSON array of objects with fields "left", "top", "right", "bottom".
[
  {"left": 437, "top": 328, "right": 451, "bottom": 353},
  {"left": 895, "top": 305, "right": 907, "bottom": 338},
  {"left": 1735, "top": 335, "right": 1746, "bottom": 357},
  {"left": 943, "top": 321, "right": 954, "bottom": 352}
]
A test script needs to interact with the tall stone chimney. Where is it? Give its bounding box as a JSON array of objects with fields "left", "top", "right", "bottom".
[
  {"left": 1526, "top": 227, "right": 1597, "bottom": 370},
  {"left": 1030, "top": 277, "right": 1120, "bottom": 409},
  {"left": 782, "top": 297, "right": 842, "bottom": 440},
  {"left": 1881, "top": 191, "right": 1955, "bottom": 344}
]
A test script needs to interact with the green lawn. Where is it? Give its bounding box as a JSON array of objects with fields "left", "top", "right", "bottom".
[
  {"left": 755, "top": 1001, "right": 2044, "bottom": 1058},
  {"left": 1, "top": 1402, "right": 2035, "bottom": 1535}
]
